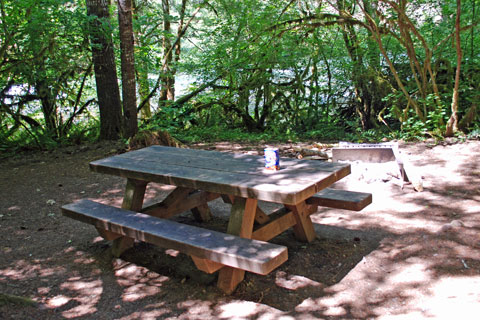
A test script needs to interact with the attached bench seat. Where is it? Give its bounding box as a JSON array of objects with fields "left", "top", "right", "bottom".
[
  {"left": 61, "top": 199, "right": 288, "bottom": 275},
  {"left": 306, "top": 188, "right": 372, "bottom": 211}
]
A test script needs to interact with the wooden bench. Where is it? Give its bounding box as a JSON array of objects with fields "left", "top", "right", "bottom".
[
  {"left": 248, "top": 188, "right": 371, "bottom": 242},
  {"left": 61, "top": 199, "right": 288, "bottom": 275},
  {"left": 305, "top": 188, "right": 372, "bottom": 211}
]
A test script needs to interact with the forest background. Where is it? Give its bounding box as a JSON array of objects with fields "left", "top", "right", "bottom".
[{"left": 1, "top": 0, "right": 479, "bottom": 153}]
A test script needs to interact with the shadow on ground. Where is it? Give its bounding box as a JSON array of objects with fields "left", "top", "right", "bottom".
[{"left": 1, "top": 140, "right": 480, "bottom": 319}]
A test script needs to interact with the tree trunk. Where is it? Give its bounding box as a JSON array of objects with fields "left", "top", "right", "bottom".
[
  {"left": 137, "top": 68, "right": 151, "bottom": 119},
  {"left": 138, "top": 0, "right": 204, "bottom": 112},
  {"left": 338, "top": 1, "right": 377, "bottom": 130},
  {"left": 86, "top": 0, "right": 123, "bottom": 140},
  {"left": 117, "top": 0, "right": 138, "bottom": 138},
  {"left": 159, "top": 0, "right": 174, "bottom": 102},
  {"left": 132, "top": 0, "right": 151, "bottom": 119},
  {"left": 445, "top": 0, "right": 462, "bottom": 137}
]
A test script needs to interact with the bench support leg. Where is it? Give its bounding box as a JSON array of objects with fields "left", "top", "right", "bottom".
[
  {"left": 217, "top": 197, "right": 257, "bottom": 294},
  {"left": 286, "top": 201, "right": 317, "bottom": 243},
  {"left": 96, "top": 228, "right": 121, "bottom": 241},
  {"left": 191, "top": 256, "right": 223, "bottom": 274},
  {"left": 111, "top": 178, "right": 147, "bottom": 257},
  {"left": 191, "top": 203, "right": 213, "bottom": 222},
  {"left": 217, "top": 267, "right": 245, "bottom": 294}
]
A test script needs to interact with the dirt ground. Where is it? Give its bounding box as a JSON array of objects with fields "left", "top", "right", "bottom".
[{"left": 1, "top": 139, "right": 479, "bottom": 319}]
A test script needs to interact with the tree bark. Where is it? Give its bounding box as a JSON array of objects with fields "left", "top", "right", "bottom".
[
  {"left": 117, "top": 0, "right": 138, "bottom": 137},
  {"left": 362, "top": 2, "right": 425, "bottom": 122},
  {"left": 159, "top": 0, "right": 175, "bottom": 102},
  {"left": 138, "top": 1, "right": 204, "bottom": 112},
  {"left": 339, "top": 9, "right": 371, "bottom": 129},
  {"left": 132, "top": 0, "right": 151, "bottom": 119},
  {"left": 86, "top": 0, "right": 123, "bottom": 140},
  {"left": 445, "top": 0, "right": 462, "bottom": 137}
]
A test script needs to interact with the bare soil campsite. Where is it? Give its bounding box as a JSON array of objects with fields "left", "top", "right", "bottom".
[{"left": 1, "top": 140, "right": 479, "bottom": 319}]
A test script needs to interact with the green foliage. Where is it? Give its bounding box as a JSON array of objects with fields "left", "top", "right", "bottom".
[
  {"left": 1, "top": 0, "right": 96, "bottom": 150},
  {"left": 176, "top": 127, "right": 275, "bottom": 144},
  {"left": 467, "top": 128, "right": 480, "bottom": 140},
  {"left": 2, "top": 0, "right": 480, "bottom": 153}
]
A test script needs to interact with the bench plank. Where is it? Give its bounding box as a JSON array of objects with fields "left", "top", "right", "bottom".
[
  {"left": 61, "top": 200, "right": 288, "bottom": 275},
  {"left": 305, "top": 188, "right": 372, "bottom": 211}
]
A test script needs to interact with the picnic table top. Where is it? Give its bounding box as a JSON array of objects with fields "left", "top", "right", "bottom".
[{"left": 90, "top": 145, "right": 351, "bottom": 205}]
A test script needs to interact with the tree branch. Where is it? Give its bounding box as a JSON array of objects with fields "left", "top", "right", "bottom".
[{"left": 138, "top": 0, "right": 209, "bottom": 111}]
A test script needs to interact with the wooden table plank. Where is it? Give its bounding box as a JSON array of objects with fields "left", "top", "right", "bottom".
[
  {"left": 90, "top": 148, "right": 350, "bottom": 205},
  {"left": 118, "top": 146, "right": 349, "bottom": 181}
]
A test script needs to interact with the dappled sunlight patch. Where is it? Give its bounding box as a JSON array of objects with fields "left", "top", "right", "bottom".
[
  {"left": 46, "top": 295, "right": 70, "bottom": 308},
  {"left": 294, "top": 249, "right": 430, "bottom": 317},
  {"left": 37, "top": 286, "right": 51, "bottom": 295},
  {"left": 386, "top": 259, "right": 433, "bottom": 285},
  {"left": 177, "top": 299, "right": 214, "bottom": 317},
  {"left": 121, "top": 283, "right": 162, "bottom": 302},
  {"left": 294, "top": 230, "right": 480, "bottom": 318},
  {"left": 56, "top": 278, "right": 103, "bottom": 318},
  {"left": 215, "top": 300, "right": 289, "bottom": 319},
  {"left": 38, "top": 265, "right": 66, "bottom": 278},
  {"left": 464, "top": 202, "right": 480, "bottom": 214},
  {"left": 371, "top": 196, "right": 424, "bottom": 213},
  {"left": 0, "top": 259, "right": 66, "bottom": 281},
  {"left": 165, "top": 249, "right": 180, "bottom": 257},
  {"left": 417, "top": 276, "right": 480, "bottom": 318},
  {"left": 116, "top": 309, "right": 170, "bottom": 320},
  {"left": 92, "top": 236, "right": 106, "bottom": 243},
  {"left": 312, "top": 209, "right": 443, "bottom": 234},
  {"left": 452, "top": 242, "right": 480, "bottom": 260},
  {"left": 114, "top": 263, "right": 169, "bottom": 302},
  {"left": 63, "top": 246, "right": 76, "bottom": 253},
  {"left": 72, "top": 256, "right": 96, "bottom": 265},
  {"left": 90, "top": 194, "right": 123, "bottom": 207},
  {"left": 100, "top": 188, "right": 124, "bottom": 196},
  {"left": 72, "top": 250, "right": 96, "bottom": 265},
  {"left": 142, "top": 183, "right": 175, "bottom": 203},
  {"left": 275, "top": 271, "right": 323, "bottom": 290},
  {"left": 296, "top": 298, "right": 347, "bottom": 317},
  {"left": 370, "top": 275, "right": 480, "bottom": 318}
]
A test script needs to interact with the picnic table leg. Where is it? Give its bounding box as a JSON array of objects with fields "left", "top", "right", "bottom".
[
  {"left": 217, "top": 197, "right": 257, "bottom": 294},
  {"left": 111, "top": 178, "right": 147, "bottom": 257},
  {"left": 285, "top": 201, "right": 317, "bottom": 243},
  {"left": 221, "top": 194, "right": 269, "bottom": 224}
]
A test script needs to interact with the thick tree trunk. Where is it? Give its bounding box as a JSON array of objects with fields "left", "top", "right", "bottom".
[
  {"left": 86, "top": 0, "right": 123, "bottom": 140},
  {"left": 117, "top": 0, "right": 138, "bottom": 137}
]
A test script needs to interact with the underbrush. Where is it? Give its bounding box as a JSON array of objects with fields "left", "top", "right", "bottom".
[{"left": 2, "top": 119, "right": 478, "bottom": 159}]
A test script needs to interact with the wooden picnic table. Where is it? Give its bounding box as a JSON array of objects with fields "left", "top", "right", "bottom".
[{"left": 63, "top": 145, "right": 371, "bottom": 294}]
